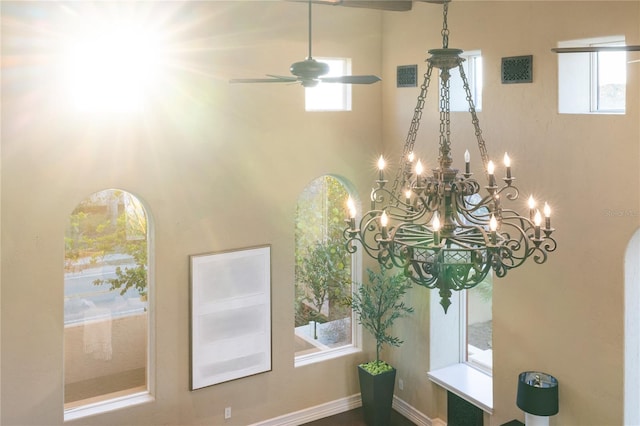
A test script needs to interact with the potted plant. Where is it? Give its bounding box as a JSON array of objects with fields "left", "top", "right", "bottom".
[{"left": 348, "top": 267, "right": 413, "bottom": 426}]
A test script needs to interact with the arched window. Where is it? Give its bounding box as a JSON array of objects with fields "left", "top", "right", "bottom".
[
  {"left": 294, "top": 175, "right": 360, "bottom": 365},
  {"left": 64, "top": 189, "right": 153, "bottom": 418}
]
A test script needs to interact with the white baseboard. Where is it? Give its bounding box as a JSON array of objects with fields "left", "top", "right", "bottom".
[
  {"left": 392, "top": 395, "right": 433, "bottom": 426},
  {"left": 249, "top": 394, "right": 362, "bottom": 426},
  {"left": 251, "top": 394, "right": 442, "bottom": 426}
]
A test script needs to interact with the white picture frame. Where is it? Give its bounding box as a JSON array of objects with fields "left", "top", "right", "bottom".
[{"left": 189, "top": 245, "right": 271, "bottom": 390}]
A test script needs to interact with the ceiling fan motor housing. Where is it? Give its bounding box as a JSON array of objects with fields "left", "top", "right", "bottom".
[{"left": 290, "top": 59, "right": 330, "bottom": 79}]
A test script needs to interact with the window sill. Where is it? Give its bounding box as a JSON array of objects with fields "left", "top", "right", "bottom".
[
  {"left": 295, "top": 345, "right": 360, "bottom": 368},
  {"left": 64, "top": 391, "right": 153, "bottom": 422},
  {"left": 428, "top": 363, "right": 493, "bottom": 414}
]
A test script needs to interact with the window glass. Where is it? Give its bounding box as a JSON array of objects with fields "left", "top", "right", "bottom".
[
  {"left": 448, "top": 50, "right": 482, "bottom": 112},
  {"left": 465, "top": 275, "right": 492, "bottom": 374},
  {"left": 305, "top": 57, "right": 352, "bottom": 111},
  {"left": 64, "top": 189, "right": 150, "bottom": 410},
  {"left": 593, "top": 46, "right": 626, "bottom": 112},
  {"left": 294, "top": 176, "right": 356, "bottom": 362}
]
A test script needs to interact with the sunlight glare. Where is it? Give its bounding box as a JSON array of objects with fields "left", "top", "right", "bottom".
[{"left": 64, "top": 22, "right": 164, "bottom": 113}]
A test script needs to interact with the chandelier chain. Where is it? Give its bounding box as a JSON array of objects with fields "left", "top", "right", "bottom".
[
  {"left": 441, "top": 1, "right": 449, "bottom": 49},
  {"left": 458, "top": 64, "right": 490, "bottom": 174},
  {"left": 391, "top": 64, "right": 435, "bottom": 197}
]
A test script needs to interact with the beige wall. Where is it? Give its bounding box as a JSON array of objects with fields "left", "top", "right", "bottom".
[
  {"left": 1, "top": 1, "right": 639, "bottom": 426},
  {"left": 0, "top": 2, "right": 381, "bottom": 425},
  {"left": 382, "top": 1, "right": 640, "bottom": 425}
]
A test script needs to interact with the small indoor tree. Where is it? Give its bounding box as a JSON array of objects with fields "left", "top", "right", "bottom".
[{"left": 349, "top": 267, "right": 413, "bottom": 374}]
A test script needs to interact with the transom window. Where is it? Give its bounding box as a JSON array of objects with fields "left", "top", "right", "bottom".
[
  {"left": 64, "top": 189, "right": 152, "bottom": 418},
  {"left": 558, "top": 36, "right": 626, "bottom": 114},
  {"left": 294, "top": 175, "right": 360, "bottom": 365}
]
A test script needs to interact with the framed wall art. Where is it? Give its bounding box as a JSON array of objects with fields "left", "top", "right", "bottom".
[{"left": 189, "top": 245, "right": 272, "bottom": 390}]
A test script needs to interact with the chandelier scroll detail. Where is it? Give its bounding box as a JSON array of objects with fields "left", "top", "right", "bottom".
[{"left": 343, "top": 1, "right": 557, "bottom": 313}]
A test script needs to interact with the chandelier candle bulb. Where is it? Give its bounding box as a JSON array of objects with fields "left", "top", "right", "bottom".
[
  {"left": 487, "top": 160, "right": 496, "bottom": 187},
  {"left": 534, "top": 210, "right": 542, "bottom": 240},
  {"left": 380, "top": 211, "right": 389, "bottom": 239},
  {"left": 405, "top": 189, "right": 412, "bottom": 205},
  {"left": 528, "top": 195, "right": 536, "bottom": 222},
  {"left": 378, "top": 155, "right": 386, "bottom": 182},
  {"left": 504, "top": 152, "right": 512, "bottom": 179},
  {"left": 347, "top": 197, "right": 357, "bottom": 230},
  {"left": 432, "top": 213, "right": 441, "bottom": 245},
  {"left": 489, "top": 214, "right": 498, "bottom": 244},
  {"left": 544, "top": 202, "right": 551, "bottom": 229},
  {"left": 415, "top": 160, "right": 424, "bottom": 187},
  {"left": 464, "top": 149, "right": 470, "bottom": 174}
]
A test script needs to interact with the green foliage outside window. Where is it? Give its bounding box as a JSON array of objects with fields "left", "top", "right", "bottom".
[
  {"left": 65, "top": 190, "right": 148, "bottom": 297},
  {"left": 294, "top": 176, "right": 352, "bottom": 330}
]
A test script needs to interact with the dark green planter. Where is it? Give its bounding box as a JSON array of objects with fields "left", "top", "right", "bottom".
[{"left": 358, "top": 364, "right": 396, "bottom": 426}]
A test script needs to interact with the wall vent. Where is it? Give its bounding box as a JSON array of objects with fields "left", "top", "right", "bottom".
[
  {"left": 397, "top": 65, "right": 418, "bottom": 88},
  {"left": 501, "top": 55, "right": 533, "bottom": 84}
]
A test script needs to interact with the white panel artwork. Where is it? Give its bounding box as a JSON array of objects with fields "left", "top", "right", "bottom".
[{"left": 190, "top": 245, "right": 271, "bottom": 390}]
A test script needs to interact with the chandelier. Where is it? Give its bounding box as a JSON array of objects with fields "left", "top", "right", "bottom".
[{"left": 343, "top": 0, "right": 557, "bottom": 313}]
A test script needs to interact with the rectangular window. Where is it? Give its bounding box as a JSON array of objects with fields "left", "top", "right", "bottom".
[
  {"left": 448, "top": 50, "right": 482, "bottom": 112},
  {"left": 558, "top": 36, "right": 626, "bottom": 114},
  {"left": 305, "top": 57, "right": 352, "bottom": 111}
]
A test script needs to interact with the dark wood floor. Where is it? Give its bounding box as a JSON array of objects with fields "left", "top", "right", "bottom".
[{"left": 301, "top": 407, "right": 416, "bottom": 426}]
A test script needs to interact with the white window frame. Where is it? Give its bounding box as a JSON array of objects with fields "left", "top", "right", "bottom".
[
  {"left": 558, "top": 36, "right": 626, "bottom": 114},
  {"left": 305, "top": 57, "right": 352, "bottom": 112},
  {"left": 448, "top": 50, "right": 482, "bottom": 112}
]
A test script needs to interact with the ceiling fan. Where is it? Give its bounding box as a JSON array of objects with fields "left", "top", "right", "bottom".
[{"left": 229, "top": 1, "right": 381, "bottom": 88}]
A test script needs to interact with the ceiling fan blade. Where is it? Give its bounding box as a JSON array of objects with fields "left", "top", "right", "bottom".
[
  {"left": 340, "top": 1, "right": 412, "bottom": 11},
  {"left": 229, "top": 76, "right": 297, "bottom": 84},
  {"left": 266, "top": 74, "right": 299, "bottom": 81},
  {"left": 552, "top": 45, "right": 640, "bottom": 53},
  {"left": 307, "top": 0, "right": 412, "bottom": 11},
  {"left": 319, "top": 75, "right": 381, "bottom": 84}
]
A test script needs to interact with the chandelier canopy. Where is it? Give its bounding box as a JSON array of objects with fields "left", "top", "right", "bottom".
[{"left": 344, "top": 1, "right": 557, "bottom": 312}]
